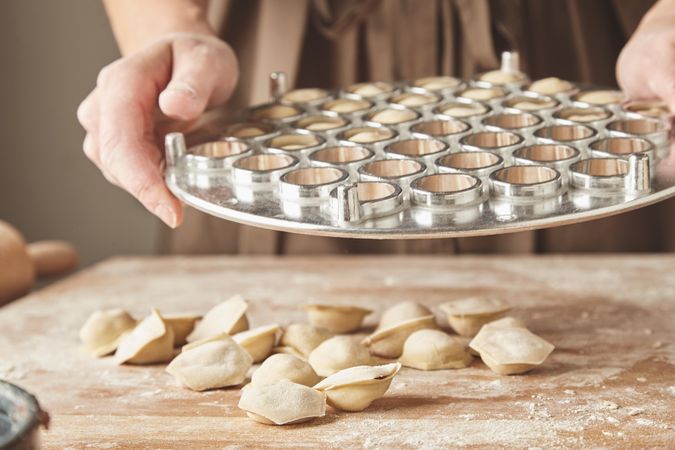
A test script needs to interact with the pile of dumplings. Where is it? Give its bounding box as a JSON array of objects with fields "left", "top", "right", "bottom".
[{"left": 79, "top": 294, "right": 554, "bottom": 426}]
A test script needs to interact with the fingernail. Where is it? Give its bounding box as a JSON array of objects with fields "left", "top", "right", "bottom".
[
  {"left": 164, "top": 81, "right": 198, "bottom": 98},
  {"left": 155, "top": 204, "right": 177, "bottom": 228}
]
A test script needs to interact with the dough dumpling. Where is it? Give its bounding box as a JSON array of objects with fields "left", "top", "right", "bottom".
[
  {"left": 399, "top": 329, "right": 472, "bottom": 370},
  {"left": 250, "top": 354, "right": 321, "bottom": 387},
  {"left": 233, "top": 324, "right": 281, "bottom": 363},
  {"left": 164, "top": 314, "right": 201, "bottom": 347},
  {"left": 313, "top": 362, "right": 401, "bottom": 411},
  {"left": 167, "top": 333, "right": 252, "bottom": 391},
  {"left": 114, "top": 309, "right": 175, "bottom": 365},
  {"left": 302, "top": 304, "right": 372, "bottom": 334},
  {"left": 279, "top": 323, "right": 334, "bottom": 358},
  {"left": 439, "top": 297, "right": 510, "bottom": 337},
  {"left": 479, "top": 70, "right": 525, "bottom": 84},
  {"left": 308, "top": 336, "right": 372, "bottom": 377},
  {"left": 377, "top": 301, "right": 432, "bottom": 331},
  {"left": 238, "top": 379, "right": 326, "bottom": 425},
  {"left": 80, "top": 308, "right": 136, "bottom": 357},
  {"left": 369, "top": 108, "right": 417, "bottom": 125},
  {"left": 281, "top": 88, "right": 328, "bottom": 104},
  {"left": 576, "top": 90, "right": 625, "bottom": 105},
  {"left": 469, "top": 326, "right": 554, "bottom": 375},
  {"left": 528, "top": 77, "right": 575, "bottom": 95},
  {"left": 362, "top": 315, "right": 438, "bottom": 358},
  {"left": 186, "top": 295, "right": 249, "bottom": 343}
]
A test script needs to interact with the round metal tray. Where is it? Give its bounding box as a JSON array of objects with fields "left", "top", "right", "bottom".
[{"left": 165, "top": 60, "right": 675, "bottom": 240}]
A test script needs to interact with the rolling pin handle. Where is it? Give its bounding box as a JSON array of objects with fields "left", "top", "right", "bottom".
[
  {"left": 626, "top": 153, "right": 651, "bottom": 194},
  {"left": 165, "top": 132, "right": 187, "bottom": 168},
  {"left": 269, "top": 71, "right": 288, "bottom": 101},
  {"left": 336, "top": 183, "right": 362, "bottom": 224},
  {"left": 501, "top": 51, "right": 520, "bottom": 73}
]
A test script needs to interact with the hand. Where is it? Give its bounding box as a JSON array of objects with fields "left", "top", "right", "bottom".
[
  {"left": 617, "top": 18, "right": 675, "bottom": 111},
  {"left": 77, "top": 32, "right": 238, "bottom": 227}
]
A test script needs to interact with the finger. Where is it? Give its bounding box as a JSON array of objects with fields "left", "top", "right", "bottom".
[
  {"left": 646, "top": 65, "right": 675, "bottom": 112},
  {"left": 77, "top": 89, "right": 100, "bottom": 132},
  {"left": 159, "top": 36, "right": 238, "bottom": 121},
  {"left": 97, "top": 57, "right": 183, "bottom": 228},
  {"left": 83, "top": 132, "right": 120, "bottom": 186}
]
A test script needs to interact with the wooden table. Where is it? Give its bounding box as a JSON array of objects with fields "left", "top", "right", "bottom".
[{"left": 1, "top": 255, "right": 673, "bottom": 448}]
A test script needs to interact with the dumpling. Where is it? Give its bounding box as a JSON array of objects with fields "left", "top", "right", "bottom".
[
  {"left": 399, "top": 329, "right": 472, "bottom": 370},
  {"left": 79, "top": 308, "right": 136, "bottom": 357},
  {"left": 271, "top": 345, "right": 307, "bottom": 359},
  {"left": 302, "top": 303, "right": 372, "bottom": 333},
  {"left": 238, "top": 379, "right": 326, "bottom": 425},
  {"left": 114, "top": 309, "right": 175, "bottom": 365},
  {"left": 250, "top": 354, "right": 321, "bottom": 387},
  {"left": 469, "top": 326, "right": 554, "bottom": 375},
  {"left": 362, "top": 315, "right": 438, "bottom": 358},
  {"left": 377, "top": 301, "right": 432, "bottom": 330},
  {"left": 186, "top": 295, "right": 249, "bottom": 343},
  {"left": 279, "top": 323, "right": 334, "bottom": 358},
  {"left": 313, "top": 362, "right": 401, "bottom": 411},
  {"left": 439, "top": 297, "right": 510, "bottom": 337},
  {"left": 484, "top": 316, "right": 526, "bottom": 329},
  {"left": 167, "top": 333, "right": 251, "bottom": 391},
  {"left": 233, "top": 324, "right": 281, "bottom": 363},
  {"left": 164, "top": 313, "right": 201, "bottom": 347},
  {"left": 308, "top": 336, "right": 372, "bottom": 377}
]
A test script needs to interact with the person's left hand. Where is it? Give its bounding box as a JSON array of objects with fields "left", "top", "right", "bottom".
[{"left": 617, "top": 18, "right": 675, "bottom": 111}]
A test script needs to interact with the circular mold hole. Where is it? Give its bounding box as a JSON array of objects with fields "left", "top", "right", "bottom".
[
  {"left": 295, "top": 115, "right": 347, "bottom": 131},
  {"left": 483, "top": 113, "right": 541, "bottom": 129},
  {"left": 624, "top": 101, "right": 669, "bottom": 118},
  {"left": 493, "top": 166, "right": 558, "bottom": 185},
  {"left": 590, "top": 137, "right": 652, "bottom": 155},
  {"left": 235, "top": 154, "right": 296, "bottom": 172},
  {"left": 387, "top": 139, "right": 446, "bottom": 157},
  {"left": 189, "top": 140, "right": 249, "bottom": 158},
  {"left": 555, "top": 107, "right": 610, "bottom": 123},
  {"left": 343, "top": 127, "right": 394, "bottom": 143},
  {"left": 535, "top": 125, "right": 594, "bottom": 141},
  {"left": 282, "top": 167, "right": 346, "bottom": 186},
  {"left": 269, "top": 134, "right": 321, "bottom": 150},
  {"left": 463, "top": 131, "right": 522, "bottom": 148},
  {"left": 322, "top": 98, "right": 372, "bottom": 113},
  {"left": 361, "top": 159, "right": 424, "bottom": 178},
  {"left": 252, "top": 104, "right": 302, "bottom": 120},
  {"left": 439, "top": 151, "right": 502, "bottom": 170},
  {"left": 367, "top": 108, "right": 419, "bottom": 125},
  {"left": 415, "top": 173, "right": 479, "bottom": 193},
  {"left": 225, "top": 122, "right": 276, "bottom": 138},
  {"left": 513, "top": 144, "right": 578, "bottom": 162},
  {"left": 413, "top": 76, "right": 461, "bottom": 91},
  {"left": 607, "top": 119, "right": 663, "bottom": 135},
  {"left": 311, "top": 146, "right": 372, "bottom": 164},
  {"left": 411, "top": 120, "right": 470, "bottom": 137},
  {"left": 281, "top": 88, "right": 329, "bottom": 103},
  {"left": 571, "top": 158, "right": 629, "bottom": 177},
  {"left": 357, "top": 182, "right": 397, "bottom": 201}
]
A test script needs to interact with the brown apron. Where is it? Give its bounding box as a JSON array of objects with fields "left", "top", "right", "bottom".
[{"left": 160, "top": 0, "right": 675, "bottom": 255}]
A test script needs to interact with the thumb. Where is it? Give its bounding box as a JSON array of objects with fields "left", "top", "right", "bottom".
[{"left": 159, "top": 35, "right": 238, "bottom": 121}]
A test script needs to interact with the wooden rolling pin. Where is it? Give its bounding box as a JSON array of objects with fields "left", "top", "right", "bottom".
[{"left": 0, "top": 220, "right": 78, "bottom": 305}]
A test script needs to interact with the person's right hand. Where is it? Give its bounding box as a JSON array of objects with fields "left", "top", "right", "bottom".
[{"left": 77, "top": 32, "right": 238, "bottom": 227}]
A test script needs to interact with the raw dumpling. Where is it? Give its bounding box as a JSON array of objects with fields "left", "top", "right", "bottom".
[
  {"left": 362, "top": 315, "right": 438, "bottom": 358},
  {"left": 528, "top": 77, "right": 575, "bottom": 95},
  {"left": 308, "top": 336, "right": 372, "bottom": 377},
  {"left": 479, "top": 70, "right": 524, "bottom": 84},
  {"left": 166, "top": 333, "right": 252, "bottom": 391},
  {"left": 576, "top": 90, "right": 624, "bottom": 105},
  {"left": 369, "top": 108, "right": 417, "bottom": 124},
  {"left": 238, "top": 379, "right": 326, "bottom": 425},
  {"left": 313, "top": 362, "right": 401, "bottom": 411},
  {"left": 250, "top": 354, "right": 321, "bottom": 387},
  {"left": 302, "top": 303, "right": 372, "bottom": 333},
  {"left": 186, "top": 295, "right": 249, "bottom": 343},
  {"left": 469, "top": 326, "right": 554, "bottom": 375},
  {"left": 281, "top": 88, "right": 328, "bottom": 104},
  {"left": 114, "top": 309, "right": 175, "bottom": 365},
  {"left": 271, "top": 345, "right": 307, "bottom": 359},
  {"left": 279, "top": 323, "right": 334, "bottom": 358},
  {"left": 439, "top": 297, "right": 510, "bottom": 337},
  {"left": 377, "top": 301, "right": 432, "bottom": 331},
  {"left": 79, "top": 308, "right": 136, "bottom": 357},
  {"left": 399, "top": 329, "right": 472, "bottom": 370},
  {"left": 164, "top": 313, "right": 201, "bottom": 347},
  {"left": 233, "top": 324, "right": 281, "bottom": 363}
]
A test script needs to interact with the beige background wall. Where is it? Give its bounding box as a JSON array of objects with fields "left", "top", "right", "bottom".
[{"left": 0, "top": 0, "right": 159, "bottom": 266}]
